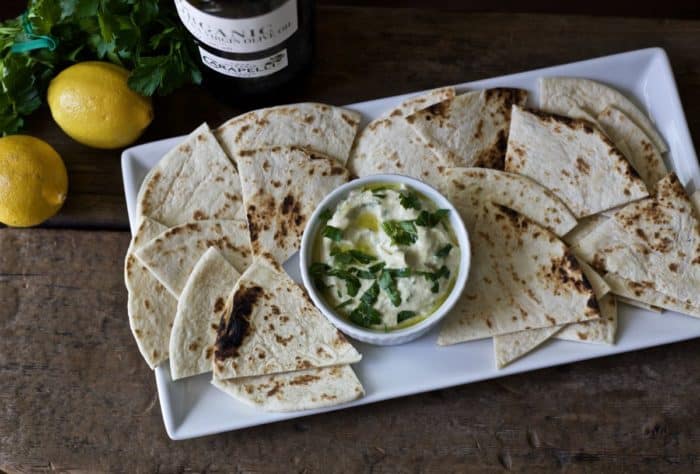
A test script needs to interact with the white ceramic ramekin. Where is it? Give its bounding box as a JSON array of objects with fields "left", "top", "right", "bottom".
[{"left": 299, "top": 174, "right": 471, "bottom": 345}]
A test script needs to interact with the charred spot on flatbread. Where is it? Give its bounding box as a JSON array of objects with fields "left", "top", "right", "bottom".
[{"left": 215, "top": 285, "right": 264, "bottom": 361}]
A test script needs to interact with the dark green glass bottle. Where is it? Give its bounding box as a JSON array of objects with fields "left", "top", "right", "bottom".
[{"left": 175, "top": 0, "right": 315, "bottom": 104}]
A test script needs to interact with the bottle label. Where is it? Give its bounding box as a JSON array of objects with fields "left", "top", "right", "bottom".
[
  {"left": 175, "top": 0, "right": 298, "bottom": 54},
  {"left": 199, "top": 47, "right": 289, "bottom": 78}
]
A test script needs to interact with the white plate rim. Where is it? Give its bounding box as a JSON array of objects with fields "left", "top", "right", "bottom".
[{"left": 122, "top": 47, "right": 700, "bottom": 440}]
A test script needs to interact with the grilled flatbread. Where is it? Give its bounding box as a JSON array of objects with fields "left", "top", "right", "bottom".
[
  {"left": 539, "top": 77, "right": 667, "bottom": 153},
  {"left": 556, "top": 294, "right": 617, "bottom": 344},
  {"left": 616, "top": 295, "right": 662, "bottom": 312},
  {"left": 597, "top": 105, "right": 667, "bottom": 188},
  {"left": 564, "top": 215, "right": 608, "bottom": 248},
  {"left": 237, "top": 146, "right": 350, "bottom": 264},
  {"left": 505, "top": 106, "right": 648, "bottom": 218},
  {"left": 136, "top": 123, "right": 243, "bottom": 227},
  {"left": 574, "top": 173, "right": 700, "bottom": 317},
  {"left": 406, "top": 88, "right": 528, "bottom": 169},
  {"left": 494, "top": 257, "right": 613, "bottom": 367},
  {"left": 135, "top": 219, "right": 252, "bottom": 297},
  {"left": 169, "top": 248, "right": 241, "bottom": 380},
  {"left": 125, "top": 218, "right": 176, "bottom": 369},
  {"left": 212, "top": 365, "right": 364, "bottom": 412},
  {"left": 440, "top": 167, "right": 577, "bottom": 237},
  {"left": 495, "top": 291, "right": 618, "bottom": 368},
  {"left": 493, "top": 325, "right": 560, "bottom": 368},
  {"left": 437, "top": 200, "right": 600, "bottom": 346},
  {"left": 348, "top": 89, "right": 458, "bottom": 188},
  {"left": 387, "top": 86, "right": 456, "bottom": 117},
  {"left": 213, "top": 258, "right": 362, "bottom": 380},
  {"left": 216, "top": 103, "right": 360, "bottom": 164}
]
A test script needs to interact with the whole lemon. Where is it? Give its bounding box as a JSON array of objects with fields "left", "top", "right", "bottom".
[
  {"left": 47, "top": 61, "right": 153, "bottom": 149},
  {"left": 0, "top": 135, "right": 68, "bottom": 227}
]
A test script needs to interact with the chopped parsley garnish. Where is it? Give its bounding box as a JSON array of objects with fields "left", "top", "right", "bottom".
[
  {"left": 360, "top": 281, "right": 380, "bottom": 306},
  {"left": 436, "top": 243, "right": 452, "bottom": 258},
  {"left": 319, "top": 208, "right": 333, "bottom": 222},
  {"left": 382, "top": 220, "right": 418, "bottom": 246},
  {"left": 352, "top": 268, "right": 377, "bottom": 279},
  {"left": 399, "top": 191, "right": 422, "bottom": 210},
  {"left": 310, "top": 263, "right": 360, "bottom": 297},
  {"left": 349, "top": 303, "right": 382, "bottom": 328},
  {"left": 323, "top": 225, "right": 343, "bottom": 242},
  {"left": 378, "top": 270, "right": 401, "bottom": 307},
  {"left": 397, "top": 310, "right": 417, "bottom": 323},
  {"left": 372, "top": 186, "right": 389, "bottom": 199},
  {"left": 335, "top": 299, "right": 353, "bottom": 310},
  {"left": 415, "top": 209, "right": 450, "bottom": 227},
  {"left": 331, "top": 248, "right": 377, "bottom": 266},
  {"left": 417, "top": 265, "right": 451, "bottom": 293},
  {"left": 327, "top": 269, "right": 361, "bottom": 297},
  {"left": 385, "top": 267, "right": 412, "bottom": 278}
]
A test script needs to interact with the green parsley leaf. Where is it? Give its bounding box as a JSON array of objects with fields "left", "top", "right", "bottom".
[
  {"left": 323, "top": 225, "right": 343, "bottom": 242},
  {"left": 382, "top": 220, "right": 418, "bottom": 246},
  {"left": 368, "top": 262, "right": 387, "bottom": 274},
  {"left": 319, "top": 208, "right": 333, "bottom": 222},
  {"left": 435, "top": 244, "right": 453, "bottom": 258},
  {"left": 378, "top": 270, "right": 401, "bottom": 307},
  {"left": 397, "top": 310, "right": 417, "bottom": 323},
  {"left": 309, "top": 262, "right": 331, "bottom": 290},
  {"left": 359, "top": 281, "right": 380, "bottom": 306},
  {"left": 330, "top": 248, "right": 376, "bottom": 266},
  {"left": 417, "top": 265, "right": 450, "bottom": 293},
  {"left": 415, "top": 209, "right": 450, "bottom": 227},
  {"left": 399, "top": 191, "right": 421, "bottom": 210},
  {"left": 349, "top": 303, "right": 381, "bottom": 328},
  {"left": 385, "top": 267, "right": 412, "bottom": 278},
  {"left": 327, "top": 269, "right": 361, "bottom": 297},
  {"left": 335, "top": 299, "right": 353, "bottom": 310},
  {"left": 352, "top": 268, "right": 377, "bottom": 279}
]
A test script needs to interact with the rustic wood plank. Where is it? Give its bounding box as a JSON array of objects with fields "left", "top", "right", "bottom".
[
  {"left": 6, "top": 9, "right": 700, "bottom": 230},
  {"left": 2, "top": 228, "right": 700, "bottom": 472}
]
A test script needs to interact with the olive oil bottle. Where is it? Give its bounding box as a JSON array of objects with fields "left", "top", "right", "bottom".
[{"left": 174, "top": 0, "right": 315, "bottom": 103}]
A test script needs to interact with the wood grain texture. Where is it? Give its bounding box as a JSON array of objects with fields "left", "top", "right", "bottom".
[
  {"left": 4, "top": 4, "right": 700, "bottom": 473},
  {"left": 2, "top": 230, "right": 700, "bottom": 473},
  {"left": 9, "top": 7, "right": 700, "bottom": 230}
]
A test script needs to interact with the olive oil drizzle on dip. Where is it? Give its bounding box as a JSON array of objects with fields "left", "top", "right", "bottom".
[{"left": 310, "top": 184, "right": 459, "bottom": 331}]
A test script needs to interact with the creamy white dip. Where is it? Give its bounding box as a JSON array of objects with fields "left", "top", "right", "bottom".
[{"left": 310, "top": 184, "right": 459, "bottom": 330}]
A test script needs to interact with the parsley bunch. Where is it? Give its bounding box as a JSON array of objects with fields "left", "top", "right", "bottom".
[{"left": 1, "top": 0, "right": 201, "bottom": 135}]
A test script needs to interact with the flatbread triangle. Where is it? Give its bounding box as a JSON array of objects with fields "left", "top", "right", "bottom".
[
  {"left": 505, "top": 106, "right": 649, "bottom": 218},
  {"left": 213, "top": 257, "right": 362, "bottom": 380}
]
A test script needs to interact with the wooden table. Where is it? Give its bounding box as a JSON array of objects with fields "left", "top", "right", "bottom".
[{"left": 3, "top": 4, "right": 700, "bottom": 473}]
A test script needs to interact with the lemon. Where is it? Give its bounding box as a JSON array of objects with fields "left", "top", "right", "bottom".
[
  {"left": 0, "top": 135, "right": 68, "bottom": 227},
  {"left": 47, "top": 61, "right": 153, "bottom": 149}
]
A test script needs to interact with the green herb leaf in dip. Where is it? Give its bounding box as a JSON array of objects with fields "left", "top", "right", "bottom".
[
  {"left": 349, "top": 303, "right": 381, "bottom": 328},
  {"left": 399, "top": 191, "right": 422, "bottom": 210},
  {"left": 416, "top": 209, "right": 449, "bottom": 227},
  {"left": 326, "top": 268, "right": 361, "bottom": 297},
  {"left": 335, "top": 299, "right": 353, "bottom": 310},
  {"left": 323, "top": 225, "right": 343, "bottom": 241},
  {"left": 360, "top": 281, "right": 380, "bottom": 306},
  {"left": 331, "top": 248, "right": 377, "bottom": 267},
  {"left": 397, "top": 310, "right": 417, "bottom": 323},
  {"left": 382, "top": 220, "right": 418, "bottom": 246},
  {"left": 385, "top": 267, "right": 412, "bottom": 278},
  {"left": 319, "top": 208, "right": 333, "bottom": 222},
  {"left": 378, "top": 270, "right": 401, "bottom": 306},
  {"left": 418, "top": 265, "right": 451, "bottom": 293},
  {"left": 436, "top": 243, "right": 453, "bottom": 258}
]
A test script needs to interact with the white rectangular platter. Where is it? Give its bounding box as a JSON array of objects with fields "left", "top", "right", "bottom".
[{"left": 122, "top": 48, "right": 699, "bottom": 440}]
